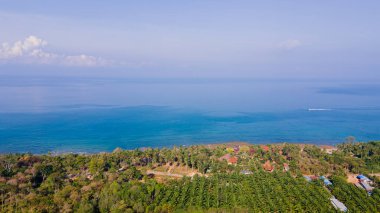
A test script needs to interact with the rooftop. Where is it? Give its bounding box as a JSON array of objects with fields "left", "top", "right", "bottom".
[
  {"left": 330, "top": 197, "right": 348, "bottom": 212},
  {"left": 228, "top": 156, "right": 238, "bottom": 164},
  {"left": 263, "top": 160, "right": 274, "bottom": 172},
  {"left": 260, "top": 145, "right": 270, "bottom": 152},
  {"left": 319, "top": 145, "right": 338, "bottom": 150}
]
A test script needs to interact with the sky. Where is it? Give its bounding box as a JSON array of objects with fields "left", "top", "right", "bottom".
[
  {"left": 0, "top": 0, "right": 379, "bottom": 79},
  {"left": 0, "top": 1, "right": 380, "bottom": 112}
]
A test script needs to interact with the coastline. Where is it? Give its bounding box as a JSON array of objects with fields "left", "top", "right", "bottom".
[{"left": 1, "top": 140, "right": 346, "bottom": 155}]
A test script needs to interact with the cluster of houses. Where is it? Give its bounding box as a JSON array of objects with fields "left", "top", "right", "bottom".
[
  {"left": 303, "top": 174, "right": 378, "bottom": 212},
  {"left": 218, "top": 153, "right": 238, "bottom": 165},
  {"left": 304, "top": 175, "right": 348, "bottom": 212},
  {"left": 354, "top": 174, "right": 374, "bottom": 194},
  {"left": 219, "top": 144, "right": 291, "bottom": 174},
  {"left": 261, "top": 161, "right": 289, "bottom": 172}
]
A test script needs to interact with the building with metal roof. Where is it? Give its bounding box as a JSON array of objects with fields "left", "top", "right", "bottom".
[
  {"left": 360, "top": 181, "right": 374, "bottom": 192},
  {"left": 320, "top": 176, "right": 333, "bottom": 186},
  {"left": 330, "top": 197, "right": 348, "bottom": 212},
  {"left": 357, "top": 174, "right": 371, "bottom": 182},
  {"left": 304, "top": 176, "right": 312, "bottom": 182}
]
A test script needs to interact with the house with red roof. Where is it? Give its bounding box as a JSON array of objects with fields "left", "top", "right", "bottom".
[
  {"left": 219, "top": 154, "right": 231, "bottom": 161},
  {"left": 249, "top": 148, "right": 256, "bottom": 156},
  {"left": 228, "top": 156, "right": 238, "bottom": 165},
  {"left": 260, "top": 145, "right": 270, "bottom": 152},
  {"left": 263, "top": 160, "right": 274, "bottom": 172},
  {"left": 283, "top": 163, "right": 290, "bottom": 172},
  {"left": 219, "top": 154, "right": 238, "bottom": 165}
]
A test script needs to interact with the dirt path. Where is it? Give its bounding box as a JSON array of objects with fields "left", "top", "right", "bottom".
[
  {"left": 147, "top": 170, "right": 204, "bottom": 178},
  {"left": 347, "top": 173, "right": 358, "bottom": 183},
  {"left": 167, "top": 165, "right": 174, "bottom": 173},
  {"left": 147, "top": 170, "right": 184, "bottom": 178}
]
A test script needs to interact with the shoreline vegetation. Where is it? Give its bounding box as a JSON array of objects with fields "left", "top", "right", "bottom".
[
  {"left": 1, "top": 140, "right": 379, "bottom": 212},
  {"left": 18, "top": 141, "right": 346, "bottom": 156}
]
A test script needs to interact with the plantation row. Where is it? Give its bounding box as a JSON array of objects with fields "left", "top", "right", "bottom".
[{"left": 99, "top": 171, "right": 336, "bottom": 212}]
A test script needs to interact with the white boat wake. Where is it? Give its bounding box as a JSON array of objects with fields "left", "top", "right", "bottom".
[{"left": 308, "top": 108, "right": 332, "bottom": 111}]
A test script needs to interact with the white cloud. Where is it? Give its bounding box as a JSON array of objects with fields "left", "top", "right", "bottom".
[
  {"left": 279, "top": 39, "right": 302, "bottom": 50},
  {"left": 0, "top": 36, "right": 47, "bottom": 58},
  {"left": 65, "top": 54, "right": 108, "bottom": 67},
  {"left": 0, "top": 35, "right": 108, "bottom": 67}
]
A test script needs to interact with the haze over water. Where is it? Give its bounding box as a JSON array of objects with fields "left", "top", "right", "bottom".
[{"left": 1, "top": 76, "right": 380, "bottom": 113}]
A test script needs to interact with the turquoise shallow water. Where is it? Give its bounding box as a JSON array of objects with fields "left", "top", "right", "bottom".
[{"left": 1, "top": 106, "right": 380, "bottom": 153}]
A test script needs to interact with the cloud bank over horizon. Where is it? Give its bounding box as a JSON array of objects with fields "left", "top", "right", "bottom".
[{"left": 0, "top": 35, "right": 108, "bottom": 67}]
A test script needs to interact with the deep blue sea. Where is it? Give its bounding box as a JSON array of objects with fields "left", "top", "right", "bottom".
[
  {"left": 1, "top": 77, "right": 380, "bottom": 153},
  {"left": 1, "top": 106, "right": 380, "bottom": 153}
]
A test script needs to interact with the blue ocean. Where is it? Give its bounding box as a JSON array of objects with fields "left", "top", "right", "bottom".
[
  {"left": 1, "top": 106, "right": 380, "bottom": 153},
  {"left": 1, "top": 77, "right": 380, "bottom": 153}
]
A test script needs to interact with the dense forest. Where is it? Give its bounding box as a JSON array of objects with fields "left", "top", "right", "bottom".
[{"left": 1, "top": 141, "right": 379, "bottom": 212}]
